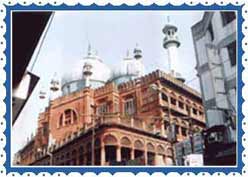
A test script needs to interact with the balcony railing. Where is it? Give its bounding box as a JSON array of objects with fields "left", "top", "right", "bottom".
[
  {"left": 35, "top": 113, "right": 165, "bottom": 160},
  {"left": 85, "top": 113, "right": 161, "bottom": 134}
]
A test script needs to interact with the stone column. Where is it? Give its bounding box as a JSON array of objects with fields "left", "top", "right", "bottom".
[
  {"left": 117, "top": 145, "right": 121, "bottom": 162},
  {"left": 100, "top": 146, "right": 105, "bottom": 166},
  {"left": 144, "top": 150, "right": 148, "bottom": 165},
  {"left": 131, "top": 117, "right": 134, "bottom": 127},
  {"left": 131, "top": 148, "right": 135, "bottom": 160},
  {"left": 154, "top": 153, "right": 158, "bottom": 166}
]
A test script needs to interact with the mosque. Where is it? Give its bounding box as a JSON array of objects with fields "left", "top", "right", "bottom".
[{"left": 14, "top": 20, "right": 206, "bottom": 166}]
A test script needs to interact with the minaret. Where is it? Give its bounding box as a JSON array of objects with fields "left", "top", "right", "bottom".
[
  {"left": 162, "top": 16, "right": 185, "bottom": 82},
  {"left": 134, "top": 43, "right": 142, "bottom": 60},
  {"left": 83, "top": 62, "right": 93, "bottom": 87},
  {"left": 50, "top": 72, "right": 60, "bottom": 100},
  {"left": 133, "top": 43, "right": 145, "bottom": 77}
]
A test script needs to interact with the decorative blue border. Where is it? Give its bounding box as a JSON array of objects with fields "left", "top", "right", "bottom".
[{"left": 3, "top": 3, "right": 244, "bottom": 175}]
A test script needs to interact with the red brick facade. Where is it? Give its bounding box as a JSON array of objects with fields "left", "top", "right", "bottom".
[{"left": 16, "top": 70, "right": 205, "bottom": 166}]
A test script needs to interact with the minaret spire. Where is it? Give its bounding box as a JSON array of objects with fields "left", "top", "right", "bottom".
[
  {"left": 87, "top": 43, "right": 92, "bottom": 56},
  {"left": 162, "top": 18, "right": 185, "bottom": 82}
]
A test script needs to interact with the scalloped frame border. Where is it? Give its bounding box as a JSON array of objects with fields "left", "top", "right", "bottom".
[{"left": 0, "top": 0, "right": 246, "bottom": 176}]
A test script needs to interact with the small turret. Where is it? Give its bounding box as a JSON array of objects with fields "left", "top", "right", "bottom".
[
  {"left": 50, "top": 73, "right": 60, "bottom": 92},
  {"left": 133, "top": 43, "right": 142, "bottom": 60}
]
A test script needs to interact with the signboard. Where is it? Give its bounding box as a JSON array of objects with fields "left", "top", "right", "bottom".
[{"left": 184, "top": 154, "right": 203, "bottom": 166}]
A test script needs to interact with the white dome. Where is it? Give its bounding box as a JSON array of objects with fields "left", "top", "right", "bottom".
[{"left": 61, "top": 54, "right": 111, "bottom": 95}]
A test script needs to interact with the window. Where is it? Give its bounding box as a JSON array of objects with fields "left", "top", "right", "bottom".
[
  {"left": 97, "top": 103, "right": 108, "bottom": 115},
  {"left": 175, "top": 125, "right": 179, "bottom": 135},
  {"left": 221, "top": 12, "right": 236, "bottom": 26},
  {"left": 179, "top": 101, "right": 184, "bottom": 109},
  {"left": 207, "top": 22, "right": 214, "bottom": 41},
  {"left": 170, "top": 97, "right": 177, "bottom": 105},
  {"left": 60, "top": 109, "right": 78, "bottom": 126},
  {"left": 65, "top": 109, "right": 71, "bottom": 125},
  {"left": 192, "top": 108, "right": 197, "bottom": 115},
  {"left": 181, "top": 127, "right": 187, "bottom": 136},
  {"left": 227, "top": 41, "right": 236, "bottom": 67},
  {"left": 186, "top": 105, "right": 190, "bottom": 113},
  {"left": 124, "top": 98, "right": 135, "bottom": 115},
  {"left": 42, "top": 122, "right": 48, "bottom": 136},
  {"left": 161, "top": 93, "right": 168, "bottom": 102}
]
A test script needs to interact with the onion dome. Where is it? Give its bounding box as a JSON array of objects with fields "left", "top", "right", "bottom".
[{"left": 61, "top": 45, "right": 111, "bottom": 95}]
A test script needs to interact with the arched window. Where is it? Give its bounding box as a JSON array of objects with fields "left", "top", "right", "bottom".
[
  {"left": 134, "top": 140, "right": 144, "bottom": 150},
  {"left": 147, "top": 143, "right": 155, "bottom": 152},
  {"left": 157, "top": 145, "right": 165, "bottom": 155},
  {"left": 59, "top": 109, "right": 78, "bottom": 127},
  {"left": 103, "top": 134, "right": 118, "bottom": 146},
  {"left": 120, "top": 136, "right": 131, "bottom": 147}
]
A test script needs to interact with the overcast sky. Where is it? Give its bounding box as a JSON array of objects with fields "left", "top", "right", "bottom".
[{"left": 11, "top": 10, "right": 203, "bottom": 162}]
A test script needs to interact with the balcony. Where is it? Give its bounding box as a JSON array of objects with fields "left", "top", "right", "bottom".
[
  {"left": 35, "top": 113, "right": 166, "bottom": 160},
  {"left": 87, "top": 113, "right": 163, "bottom": 135},
  {"left": 163, "top": 36, "right": 180, "bottom": 48}
]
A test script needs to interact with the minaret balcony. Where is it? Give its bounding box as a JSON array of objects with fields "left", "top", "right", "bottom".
[{"left": 163, "top": 36, "right": 180, "bottom": 48}]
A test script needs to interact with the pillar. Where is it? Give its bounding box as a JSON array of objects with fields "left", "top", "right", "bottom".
[
  {"left": 154, "top": 153, "right": 158, "bottom": 166},
  {"left": 144, "top": 150, "right": 148, "bottom": 165},
  {"left": 131, "top": 117, "right": 134, "bottom": 127},
  {"left": 100, "top": 146, "right": 105, "bottom": 166},
  {"left": 117, "top": 146, "right": 121, "bottom": 162},
  {"left": 131, "top": 148, "right": 135, "bottom": 160}
]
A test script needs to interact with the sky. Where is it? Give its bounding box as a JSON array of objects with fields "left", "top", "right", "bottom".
[{"left": 11, "top": 10, "right": 204, "bottom": 162}]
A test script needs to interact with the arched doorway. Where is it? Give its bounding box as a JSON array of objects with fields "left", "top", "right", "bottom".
[
  {"left": 103, "top": 134, "right": 118, "bottom": 164},
  {"left": 156, "top": 145, "right": 166, "bottom": 165},
  {"left": 147, "top": 143, "right": 155, "bottom": 165},
  {"left": 94, "top": 138, "right": 101, "bottom": 165},
  {"left": 120, "top": 136, "right": 132, "bottom": 163},
  {"left": 134, "top": 140, "right": 145, "bottom": 165}
]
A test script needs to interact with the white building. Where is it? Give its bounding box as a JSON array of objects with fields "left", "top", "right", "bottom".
[{"left": 191, "top": 11, "right": 236, "bottom": 163}]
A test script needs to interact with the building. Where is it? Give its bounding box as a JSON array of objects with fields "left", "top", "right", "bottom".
[
  {"left": 175, "top": 132, "right": 204, "bottom": 166},
  {"left": 15, "top": 19, "right": 206, "bottom": 166},
  {"left": 191, "top": 11, "right": 237, "bottom": 165},
  {"left": 12, "top": 12, "right": 53, "bottom": 125}
]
